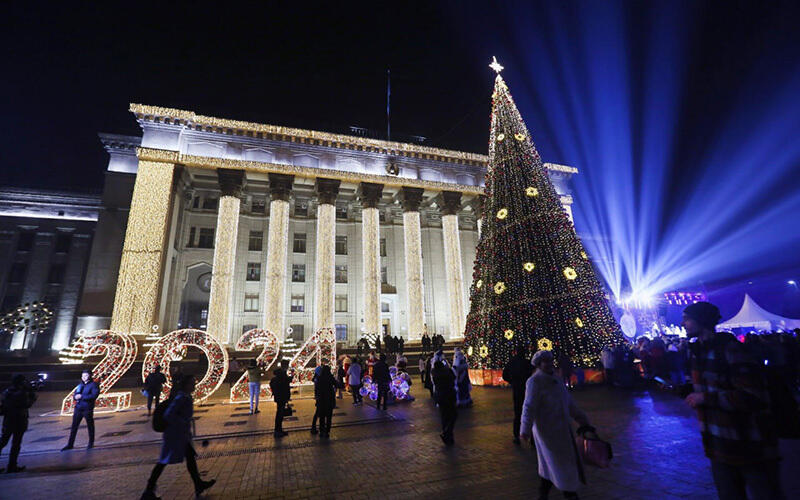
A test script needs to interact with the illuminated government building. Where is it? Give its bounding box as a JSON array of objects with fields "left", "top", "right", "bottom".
[{"left": 2, "top": 104, "right": 579, "bottom": 351}]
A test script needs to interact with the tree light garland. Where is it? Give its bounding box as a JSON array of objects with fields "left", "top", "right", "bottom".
[{"left": 60, "top": 330, "right": 138, "bottom": 415}]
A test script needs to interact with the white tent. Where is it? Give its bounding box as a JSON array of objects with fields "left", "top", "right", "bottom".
[{"left": 717, "top": 293, "right": 800, "bottom": 331}]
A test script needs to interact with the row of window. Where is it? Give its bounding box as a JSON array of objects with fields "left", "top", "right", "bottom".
[
  {"left": 242, "top": 293, "right": 390, "bottom": 314},
  {"left": 245, "top": 262, "right": 388, "bottom": 284},
  {"left": 192, "top": 195, "right": 355, "bottom": 223},
  {"left": 13, "top": 232, "right": 73, "bottom": 253},
  {"left": 189, "top": 228, "right": 390, "bottom": 258},
  {"left": 239, "top": 323, "right": 348, "bottom": 342},
  {"left": 6, "top": 262, "right": 66, "bottom": 285}
]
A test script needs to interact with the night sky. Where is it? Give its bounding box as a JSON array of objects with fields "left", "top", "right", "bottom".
[{"left": 3, "top": 1, "right": 799, "bottom": 313}]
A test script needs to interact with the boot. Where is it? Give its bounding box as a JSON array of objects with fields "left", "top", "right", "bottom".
[
  {"left": 195, "top": 478, "right": 216, "bottom": 497},
  {"left": 140, "top": 490, "right": 161, "bottom": 500}
]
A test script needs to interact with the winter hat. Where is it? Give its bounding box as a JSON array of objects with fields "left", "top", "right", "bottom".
[
  {"left": 683, "top": 301, "right": 722, "bottom": 330},
  {"left": 531, "top": 350, "right": 554, "bottom": 367}
]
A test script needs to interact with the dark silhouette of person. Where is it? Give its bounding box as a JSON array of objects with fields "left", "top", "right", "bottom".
[
  {"left": 270, "top": 361, "right": 291, "bottom": 438},
  {"left": 373, "top": 353, "right": 391, "bottom": 410},
  {"left": 314, "top": 365, "right": 339, "bottom": 437},
  {"left": 0, "top": 374, "right": 37, "bottom": 472},
  {"left": 62, "top": 369, "right": 99, "bottom": 450},
  {"left": 503, "top": 348, "right": 533, "bottom": 444},
  {"left": 432, "top": 360, "right": 457, "bottom": 445},
  {"left": 144, "top": 366, "right": 167, "bottom": 416}
]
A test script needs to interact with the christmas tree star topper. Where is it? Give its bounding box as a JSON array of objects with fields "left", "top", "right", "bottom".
[{"left": 489, "top": 56, "right": 504, "bottom": 74}]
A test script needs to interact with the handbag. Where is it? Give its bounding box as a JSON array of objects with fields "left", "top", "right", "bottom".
[
  {"left": 283, "top": 404, "right": 294, "bottom": 417},
  {"left": 575, "top": 429, "right": 613, "bottom": 468}
]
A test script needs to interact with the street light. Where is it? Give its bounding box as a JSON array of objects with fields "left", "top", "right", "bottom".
[{"left": 789, "top": 280, "right": 797, "bottom": 286}]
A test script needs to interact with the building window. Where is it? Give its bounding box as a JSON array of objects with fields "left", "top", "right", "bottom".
[
  {"left": 48, "top": 264, "right": 65, "bottom": 284},
  {"left": 251, "top": 198, "right": 266, "bottom": 214},
  {"left": 242, "top": 324, "right": 257, "bottom": 334},
  {"left": 379, "top": 211, "right": 386, "bottom": 222},
  {"left": 335, "top": 236, "right": 347, "bottom": 255},
  {"left": 248, "top": 231, "right": 263, "bottom": 251},
  {"left": 192, "top": 196, "right": 201, "bottom": 209},
  {"left": 290, "top": 324, "right": 304, "bottom": 341},
  {"left": 55, "top": 233, "right": 72, "bottom": 253},
  {"left": 381, "top": 302, "right": 390, "bottom": 313},
  {"left": 335, "top": 265, "right": 348, "bottom": 283},
  {"left": 294, "top": 201, "right": 308, "bottom": 217},
  {"left": 8, "top": 263, "right": 27, "bottom": 284},
  {"left": 293, "top": 233, "right": 306, "bottom": 253},
  {"left": 197, "top": 228, "right": 215, "bottom": 248},
  {"left": 335, "top": 295, "right": 347, "bottom": 312},
  {"left": 291, "top": 294, "right": 305, "bottom": 312},
  {"left": 336, "top": 204, "right": 348, "bottom": 219},
  {"left": 335, "top": 324, "right": 347, "bottom": 341},
  {"left": 381, "top": 266, "right": 387, "bottom": 284},
  {"left": 380, "top": 238, "right": 387, "bottom": 257},
  {"left": 202, "top": 197, "right": 219, "bottom": 210},
  {"left": 244, "top": 294, "right": 259, "bottom": 312},
  {"left": 246, "top": 262, "right": 261, "bottom": 281},
  {"left": 16, "top": 232, "right": 34, "bottom": 252},
  {"left": 292, "top": 264, "right": 306, "bottom": 282},
  {"left": 187, "top": 227, "right": 196, "bottom": 247}
]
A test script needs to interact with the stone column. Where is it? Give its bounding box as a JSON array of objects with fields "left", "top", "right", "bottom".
[
  {"left": 475, "top": 195, "right": 486, "bottom": 238},
  {"left": 441, "top": 191, "right": 466, "bottom": 339},
  {"left": 314, "top": 179, "right": 340, "bottom": 332},
  {"left": 263, "top": 174, "right": 293, "bottom": 340},
  {"left": 359, "top": 183, "right": 383, "bottom": 338},
  {"left": 206, "top": 169, "right": 245, "bottom": 344},
  {"left": 110, "top": 160, "right": 176, "bottom": 334},
  {"left": 401, "top": 187, "right": 425, "bottom": 340}
]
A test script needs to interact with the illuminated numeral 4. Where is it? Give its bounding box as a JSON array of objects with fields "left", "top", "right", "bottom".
[
  {"left": 142, "top": 329, "right": 228, "bottom": 403},
  {"left": 288, "top": 328, "right": 336, "bottom": 386},
  {"left": 229, "top": 329, "right": 279, "bottom": 402},
  {"left": 60, "top": 330, "right": 137, "bottom": 415}
]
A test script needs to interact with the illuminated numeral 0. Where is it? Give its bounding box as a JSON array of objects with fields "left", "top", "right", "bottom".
[
  {"left": 142, "top": 329, "right": 228, "bottom": 403},
  {"left": 60, "top": 330, "right": 138, "bottom": 415},
  {"left": 288, "top": 328, "right": 336, "bottom": 386},
  {"left": 229, "top": 328, "right": 279, "bottom": 402}
]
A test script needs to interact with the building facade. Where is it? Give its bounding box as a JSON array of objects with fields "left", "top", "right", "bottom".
[
  {"left": 0, "top": 188, "right": 100, "bottom": 353},
  {"left": 75, "top": 104, "right": 579, "bottom": 346}
]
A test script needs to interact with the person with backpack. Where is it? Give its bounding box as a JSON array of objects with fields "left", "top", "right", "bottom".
[
  {"left": 61, "top": 369, "right": 99, "bottom": 451},
  {"left": 141, "top": 374, "right": 215, "bottom": 500},
  {"left": 246, "top": 359, "right": 263, "bottom": 415},
  {"left": 269, "top": 361, "right": 291, "bottom": 438},
  {"left": 0, "top": 374, "right": 37, "bottom": 473},
  {"left": 144, "top": 365, "right": 167, "bottom": 417},
  {"left": 682, "top": 301, "right": 782, "bottom": 500}
]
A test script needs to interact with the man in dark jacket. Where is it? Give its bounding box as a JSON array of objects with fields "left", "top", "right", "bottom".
[
  {"left": 62, "top": 369, "right": 100, "bottom": 451},
  {"left": 432, "top": 360, "right": 457, "bottom": 445},
  {"left": 683, "top": 301, "right": 782, "bottom": 499},
  {"left": 373, "top": 353, "right": 391, "bottom": 410},
  {"left": 0, "top": 374, "right": 37, "bottom": 472},
  {"left": 503, "top": 348, "right": 533, "bottom": 444},
  {"left": 269, "top": 362, "right": 291, "bottom": 438},
  {"left": 144, "top": 365, "right": 167, "bottom": 416}
]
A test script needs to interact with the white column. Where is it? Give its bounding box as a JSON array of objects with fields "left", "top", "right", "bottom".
[
  {"left": 360, "top": 183, "right": 383, "bottom": 338},
  {"left": 442, "top": 215, "right": 466, "bottom": 339},
  {"left": 263, "top": 174, "right": 293, "bottom": 340},
  {"left": 314, "top": 179, "right": 340, "bottom": 332},
  {"left": 401, "top": 187, "right": 425, "bottom": 340},
  {"left": 207, "top": 196, "right": 241, "bottom": 343}
]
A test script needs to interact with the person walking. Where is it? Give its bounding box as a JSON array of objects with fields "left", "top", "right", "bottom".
[
  {"left": 503, "top": 348, "right": 533, "bottom": 444},
  {"left": 140, "top": 375, "right": 215, "bottom": 500},
  {"left": 521, "top": 350, "right": 592, "bottom": 500},
  {"left": 314, "top": 365, "right": 339, "bottom": 438},
  {"left": 269, "top": 362, "right": 291, "bottom": 438},
  {"left": 0, "top": 374, "right": 37, "bottom": 473},
  {"left": 246, "top": 359, "right": 263, "bottom": 415},
  {"left": 432, "top": 360, "right": 457, "bottom": 445},
  {"left": 144, "top": 365, "right": 167, "bottom": 416},
  {"left": 348, "top": 357, "right": 363, "bottom": 406},
  {"left": 373, "top": 353, "right": 391, "bottom": 410},
  {"left": 335, "top": 359, "right": 346, "bottom": 399},
  {"left": 453, "top": 348, "right": 472, "bottom": 407},
  {"left": 418, "top": 355, "right": 426, "bottom": 384},
  {"left": 422, "top": 333, "right": 431, "bottom": 355},
  {"left": 558, "top": 354, "right": 574, "bottom": 389},
  {"left": 424, "top": 354, "right": 434, "bottom": 399},
  {"left": 62, "top": 369, "right": 100, "bottom": 451},
  {"left": 682, "top": 301, "right": 782, "bottom": 500}
]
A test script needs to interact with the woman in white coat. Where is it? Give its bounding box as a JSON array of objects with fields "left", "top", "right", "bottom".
[{"left": 521, "top": 350, "right": 592, "bottom": 500}]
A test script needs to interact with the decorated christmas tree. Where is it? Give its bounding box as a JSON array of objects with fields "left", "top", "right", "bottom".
[{"left": 464, "top": 59, "right": 624, "bottom": 377}]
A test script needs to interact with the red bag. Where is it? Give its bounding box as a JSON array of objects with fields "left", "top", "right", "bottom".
[{"left": 576, "top": 431, "right": 613, "bottom": 468}]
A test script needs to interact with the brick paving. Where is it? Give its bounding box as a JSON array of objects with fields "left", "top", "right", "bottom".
[{"left": 1, "top": 386, "right": 798, "bottom": 499}]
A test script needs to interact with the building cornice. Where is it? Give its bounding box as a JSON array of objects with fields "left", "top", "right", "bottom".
[{"left": 130, "top": 103, "right": 578, "bottom": 175}]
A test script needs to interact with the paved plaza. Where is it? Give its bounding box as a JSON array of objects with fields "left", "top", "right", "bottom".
[{"left": 1, "top": 385, "right": 799, "bottom": 499}]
